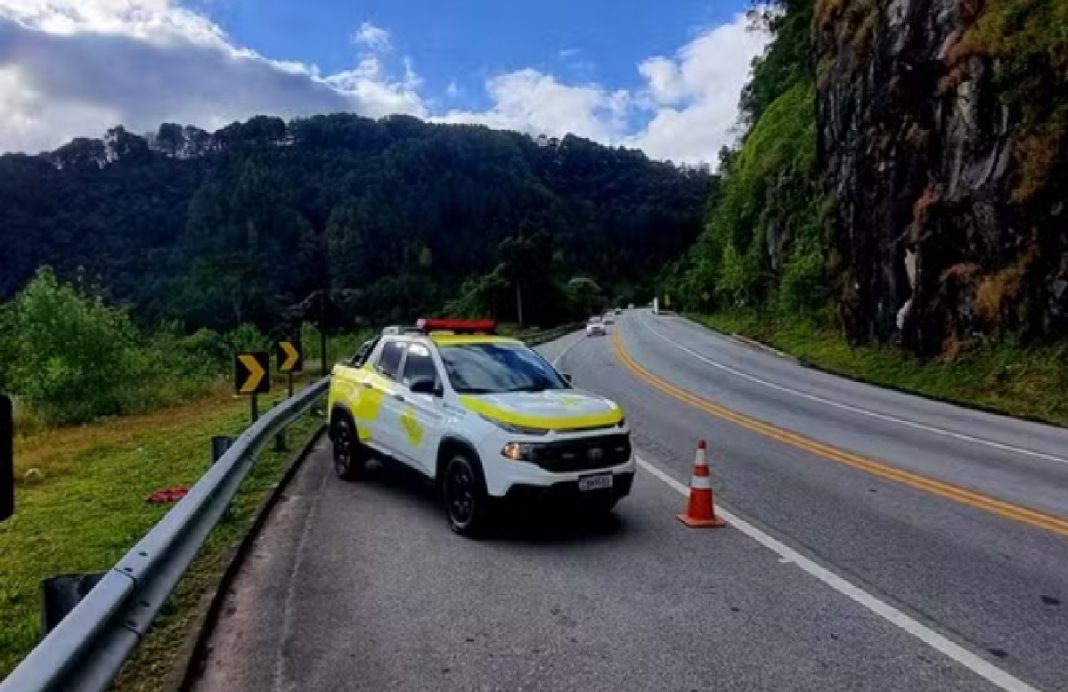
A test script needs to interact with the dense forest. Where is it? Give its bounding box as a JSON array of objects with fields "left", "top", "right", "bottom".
[
  {"left": 0, "top": 114, "right": 710, "bottom": 332},
  {"left": 665, "top": 0, "right": 1068, "bottom": 357}
]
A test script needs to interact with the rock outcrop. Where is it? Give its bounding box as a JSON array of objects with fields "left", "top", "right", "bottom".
[{"left": 816, "top": 0, "right": 1068, "bottom": 354}]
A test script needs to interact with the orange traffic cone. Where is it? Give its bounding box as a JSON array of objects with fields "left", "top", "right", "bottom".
[{"left": 677, "top": 439, "right": 726, "bottom": 528}]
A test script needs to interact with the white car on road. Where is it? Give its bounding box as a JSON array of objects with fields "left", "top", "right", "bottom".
[
  {"left": 327, "top": 319, "right": 634, "bottom": 536},
  {"left": 586, "top": 316, "right": 606, "bottom": 336}
]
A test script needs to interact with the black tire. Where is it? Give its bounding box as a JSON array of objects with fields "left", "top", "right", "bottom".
[
  {"left": 442, "top": 454, "right": 490, "bottom": 537},
  {"left": 331, "top": 414, "right": 366, "bottom": 481}
]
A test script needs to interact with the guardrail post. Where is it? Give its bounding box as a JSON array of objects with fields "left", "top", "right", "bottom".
[
  {"left": 211, "top": 436, "right": 236, "bottom": 464},
  {"left": 272, "top": 402, "right": 287, "bottom": 452},
  {"left": 40, "top": 573, "right": 105, "bottom": 637}
]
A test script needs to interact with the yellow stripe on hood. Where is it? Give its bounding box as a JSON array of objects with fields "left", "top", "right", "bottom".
[{"left": 459, "top": 395, "right": 623, "bottom": 430}]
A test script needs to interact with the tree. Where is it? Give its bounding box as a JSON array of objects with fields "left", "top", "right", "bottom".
[{"left": 0, "top": 113, "right": 710, "bottom": 332}]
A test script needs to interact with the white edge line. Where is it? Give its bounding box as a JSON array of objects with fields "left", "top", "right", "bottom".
[
  {"left": 634, "top": 454, "right": 1040, "bottom": 692},
  {"left": 637, "top": 314, "right": 1068, "bottom": 466}
]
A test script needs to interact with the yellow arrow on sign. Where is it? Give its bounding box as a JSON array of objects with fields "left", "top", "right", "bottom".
[
  {"left": 280, "top": 341, "right": 300, "bottom": 371},
  {"left": 238, "top": 354, "right": 266, "bottom": 394}
]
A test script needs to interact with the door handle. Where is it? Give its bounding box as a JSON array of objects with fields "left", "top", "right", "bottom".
[{"left": 361, "top": 382, "right": 373, "bottom": 389}]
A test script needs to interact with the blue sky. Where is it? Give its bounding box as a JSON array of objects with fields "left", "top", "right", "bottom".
[
  {"left": 0, "top": 0, "right": 768, "bottom": 162},
  {"left": 205, "top": 0, "right": 744, "bottom": 112}
]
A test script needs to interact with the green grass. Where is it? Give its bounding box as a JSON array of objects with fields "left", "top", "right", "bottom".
[
  {"left": 0, "top": 377, "right": 324, "bottom": 689},
  {"left": 691, "top": 311, "right": 1068, "bottom": 428}
]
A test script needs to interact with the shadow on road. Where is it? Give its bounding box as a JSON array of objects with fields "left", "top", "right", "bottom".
[{"left": 358, "top": 457, "right": 629, "bottom": 546}]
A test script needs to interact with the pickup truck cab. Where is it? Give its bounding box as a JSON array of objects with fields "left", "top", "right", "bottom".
[{"left": 327, "top": 319, "right": 635, "bottom": 536}]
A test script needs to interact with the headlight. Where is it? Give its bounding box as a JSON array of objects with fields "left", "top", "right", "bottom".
[
  {"left": 501, "top": 441, "right": 544, "bottom": 461},
  {"left": 479, "top": 414, "right": 549, "bottom": 435}
]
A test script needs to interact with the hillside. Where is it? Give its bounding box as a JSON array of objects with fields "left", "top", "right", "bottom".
[
  {"left": 666, "top": 0, "right": 1068, "bottom": 357},
  {"left": 0, "top": 114, "right": 710, "bottom": 331}
]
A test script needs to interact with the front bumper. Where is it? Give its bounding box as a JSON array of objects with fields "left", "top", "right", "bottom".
[
  {"left": 476, "top": 416, "right": 632, "bottom": 497},
  {"left": 482, "top": 454, "right": 637, "bottom": 499},
  {"left": 503, "top": 472, "right": 634, "bottom": 505}
]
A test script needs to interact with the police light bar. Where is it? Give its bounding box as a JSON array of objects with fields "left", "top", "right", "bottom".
[{"left": 416, "top": 318, "right": 496, "bottom": 334}]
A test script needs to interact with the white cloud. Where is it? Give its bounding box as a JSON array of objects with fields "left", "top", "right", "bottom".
[
  {"left": 0, "top": 2, "right": 424, "bottom": 153},
  {"left": 441, "top": 13, "right": 769, "bottom": 165},
  {"left": 438, "top": 69, "right": 629, "bottom": 143},
  {"left": 351, "top": 21, "right": 391, "bottom": 52},
  {"left": 626, "top": 14, "right": 771, "bottom": 163},
  {"left": 0, "top": 3, "right": 768, "bottom": 165}
]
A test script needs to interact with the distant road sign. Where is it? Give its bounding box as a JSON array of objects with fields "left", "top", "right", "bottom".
[
  {"left": 234, "top": 352, "right": 269, "bottom": 395},
  {"left": 1, "top": 394, "right": 12, "bottom": 522},
  {"left": 277, "top": 339, "right": 303, "bottom": 373}
]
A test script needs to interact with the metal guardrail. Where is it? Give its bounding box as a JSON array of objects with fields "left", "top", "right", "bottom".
[
  {"left": 1, "top": 326, "right": 577, "bottom": 690},
  {"left": 523, "top": 322, "right": 584, "bottom": 346},
  {"left": 0, "top": 378, "right": 329, "bottom": 692}
]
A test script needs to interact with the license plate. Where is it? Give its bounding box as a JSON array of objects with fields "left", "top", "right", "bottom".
[{"left": 578, "top": 473, "right": 613, "bottom": 492}]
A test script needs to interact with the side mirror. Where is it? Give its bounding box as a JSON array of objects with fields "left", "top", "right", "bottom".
[
  {"left": 408, "top": 376, "right": 442, "bottom": 397},
  {"left": 561, "top": 373, "right": 574, "bottom": 386}
]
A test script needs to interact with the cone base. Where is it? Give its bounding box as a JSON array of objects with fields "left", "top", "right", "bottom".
[{"left": 677, "top": 513, "right": 726, "bottom": 528}]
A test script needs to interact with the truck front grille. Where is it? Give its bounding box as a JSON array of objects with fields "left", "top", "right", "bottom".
[{"left": 530, "top": 434, "right": 631, "bottom": 473}]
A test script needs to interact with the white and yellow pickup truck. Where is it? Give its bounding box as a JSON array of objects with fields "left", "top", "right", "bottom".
[{"left": 327, "top": 319, "right": 634, "bottom": 536}]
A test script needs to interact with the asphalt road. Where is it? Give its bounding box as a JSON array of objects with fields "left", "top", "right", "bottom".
[{"left": 192, "top": 312, "right": 1068, "bottom": 692}]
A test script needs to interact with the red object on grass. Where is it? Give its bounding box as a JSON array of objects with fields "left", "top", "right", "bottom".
[{"left": 146, "top": 486, "right": 189, "bottom": 504}]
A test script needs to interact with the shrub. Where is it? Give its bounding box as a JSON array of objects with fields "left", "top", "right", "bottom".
[
  {"left": 779, "top": 249, "right": 827, "bottom": 313},
  {"left": 0, "top": 271, "right": 231, "bottom": 425},
  {"left": 224, "top": 323, "right": 270, "bottom": 353},
  {"left": 3, "top": 269, "right": 144, "bottom": 424}
]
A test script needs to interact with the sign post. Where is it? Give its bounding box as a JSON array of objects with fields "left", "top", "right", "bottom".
[
  {"left": 274, "top": 339, "right": 303, "bottom": 451},
  {"left": 276, "top": 338, "right": 302, "bottom": 398},
  {"left": 1, "top": 394, "right": 12, "bottom": 522},
  {"left": 234, "top": 352, "right": 269, "bottom": 423}
]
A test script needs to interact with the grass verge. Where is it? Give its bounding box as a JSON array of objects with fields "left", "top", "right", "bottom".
[
  {"left": 690, "top": 311, "right": 1068, "bottom": 428},
  {"left": 0, "top": 375, "right": 324, "bottom": 688}
]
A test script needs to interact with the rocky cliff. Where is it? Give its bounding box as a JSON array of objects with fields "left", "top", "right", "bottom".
[{"left": 816, "top": 0, "right": 1068, "bottom": 354}]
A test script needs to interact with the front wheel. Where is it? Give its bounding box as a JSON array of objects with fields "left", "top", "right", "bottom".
[
  {"left": 442, "top": 455, "right": 490, "bottom": 537},
  {"left": 332, "top": 415, "right": 366, "bottom": 481}
]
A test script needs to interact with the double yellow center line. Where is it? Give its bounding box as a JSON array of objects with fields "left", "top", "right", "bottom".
[{"left": 612, "top": 328, "right": 1068, "bottom": 539}]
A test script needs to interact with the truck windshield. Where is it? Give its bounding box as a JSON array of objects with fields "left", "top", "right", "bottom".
[{"left": 438, "top": 343, "right": 567, "bottom": 394}]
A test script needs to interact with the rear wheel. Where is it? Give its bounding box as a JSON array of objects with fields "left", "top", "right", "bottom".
[
  {"left": 442, "top": 454, "right": 489, "bottom": 537},
  {"left": 332, "top": 415, "right": 366, "bottom": 481}
]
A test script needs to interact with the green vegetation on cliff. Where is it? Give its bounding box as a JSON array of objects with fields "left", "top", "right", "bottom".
[
  {"left": 665, "top": 0, "right": 822, "bottom": 317},
  {"left": 667, "top": 0, "right": 1068, "bottom": 423}
]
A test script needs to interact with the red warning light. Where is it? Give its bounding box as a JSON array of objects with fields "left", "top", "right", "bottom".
[{"left": 416, "top": 318, "right": 497, "bottom": 334}]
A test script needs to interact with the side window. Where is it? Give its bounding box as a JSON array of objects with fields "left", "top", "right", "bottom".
[
  {"left": 402, "top": 343, "right": 440, "bottom": 389},
  {"left": 351, "top": 337, "right": 379, "bottom": 366},
  {"left": 376, "top": 341, "right": 404, "bottom": 380}
]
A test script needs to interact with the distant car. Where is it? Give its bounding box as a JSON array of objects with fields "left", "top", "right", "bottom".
[
  {"left": 627, "top": 303, "right": 634, "bottom": 309},
  {"left": 614, "top": 308, "right": 622, "bottom": 315},
  {"left": 603, "top": 312, "right": 615, "bottom": 325},
  {"left": 586, "top": 317, "right": 606, "bottom": 337}
]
